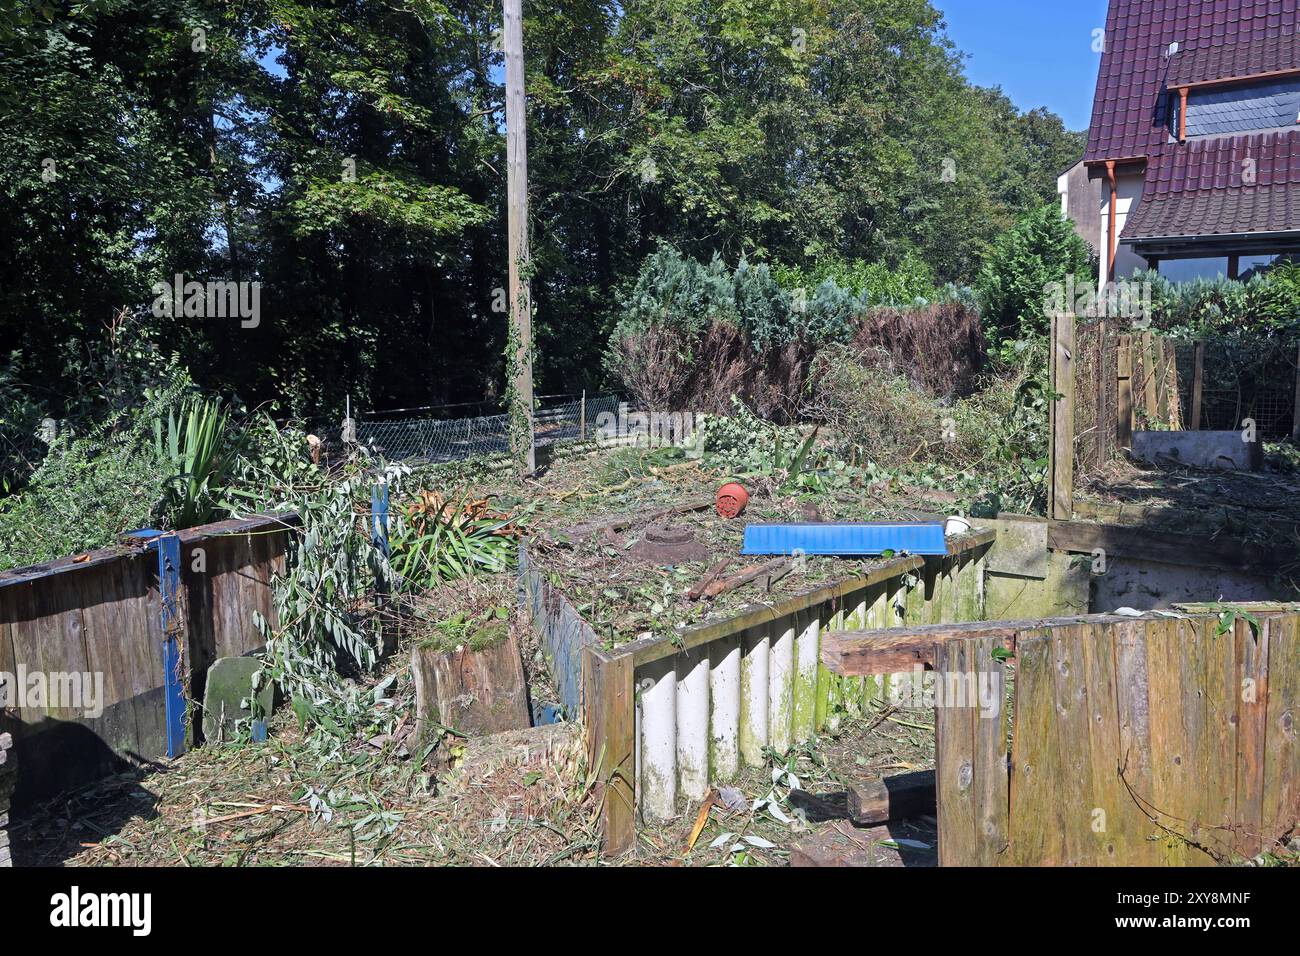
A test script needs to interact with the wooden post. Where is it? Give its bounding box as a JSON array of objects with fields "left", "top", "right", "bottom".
[
  {"left": 1117, "top": 334, "right": 1133, "bottom": 449},
  {"left": 1096, "top": 321, "right": 1111, "bottom": 466},
  {"left": 1178, "top": 86, "right": 1188, "bottom": 142},
  {"left": 1154, "top": 335, "right": 1169, "bottom": 423},
  {"left": 504, "top": 0, "right": 536, "bottom": 475},
  {"left": 1191, "top": 341, "right": 1205, "bottom": 430},
  {"left": 158, "top": 533, "right": 188, "bottom": 759},
  {"left": 1293, "top": 344, "right": 1300, "bottom": 440},
  {"left": 1048, "top": 314, "right": 1075, "bottom": 522},
  {"left": 1140, "top": 331, "right": 1159, "bottom": 423},
  {"left": 580, "top": 389, "right": 587, "bottom": 441},
  {"left": 582, "top": 645, "right": 635, "bottom": 856},
  {"left": 411, "top": 627, "right": 531, "bottom": 739}
]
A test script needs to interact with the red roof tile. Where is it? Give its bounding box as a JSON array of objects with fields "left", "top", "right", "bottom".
[
  {"left": 1123, "top": 181, "right": 1300, "bottom": 238},
  {"left": 1166, "top": 31, "right": 1300, "bottom": 86},
  {"left": 1086, "top": 0, "right": 1300, "bottom": 162},
  {"left": 1091, "top": 1, "right": 1300, "bottom": 241}
]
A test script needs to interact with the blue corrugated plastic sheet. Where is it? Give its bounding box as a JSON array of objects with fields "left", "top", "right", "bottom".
[{"left": 741, "top": 522, "right": 948, "bottom": 557}]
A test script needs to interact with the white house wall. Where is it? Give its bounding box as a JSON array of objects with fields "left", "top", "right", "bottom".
[{"left": 1099, "top": 171, "right": 1148, "bottom": 283}]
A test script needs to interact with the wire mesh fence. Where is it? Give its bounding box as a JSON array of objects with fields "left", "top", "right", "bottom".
[
  {"left": 356, "top": 393, "right": 622, "bottom": 464},
  {"left": 1172, "top": 339, "right": 1298, "bottom": 436},
  {"left": 1073, "top": 318, "right": 1299, "bottom": 480}
]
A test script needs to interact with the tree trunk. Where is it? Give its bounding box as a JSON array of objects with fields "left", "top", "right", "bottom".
[{"left": 411, "top": 625, "right": 531, "bottom": 739}]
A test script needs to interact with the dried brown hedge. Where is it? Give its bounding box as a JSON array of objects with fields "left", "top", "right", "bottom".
[{"left": 607, "top": 302, "right": 985, "bottom": 419}]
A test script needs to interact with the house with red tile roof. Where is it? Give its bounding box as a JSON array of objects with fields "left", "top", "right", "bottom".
[{"left": 1083, "top": 0, "right": 1300, "bottom": 283}]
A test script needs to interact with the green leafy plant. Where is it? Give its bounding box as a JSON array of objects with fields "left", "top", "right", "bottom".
[
  {"left": 255, "top": 463, "right": 408, "bottom": 745},
  {"left": 389, "top": 490, "right": 520, "bottom": 590},
  {"left": 976, "top": 203, "right": 1093, "bottom": 343},
  {"left": 1213, "top": 604, "right": 1262, "bottom": 640},
  {"left": 153, "top": 396, "right": 236, "bottom": 529}
]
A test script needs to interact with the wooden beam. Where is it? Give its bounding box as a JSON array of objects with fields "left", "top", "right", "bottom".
[
  {"left": 935, "top": 635, "right": 1009, "bottom": 865},
  {"left": 848, "top": 770, "right": 936, "bottom": 825},
  {"left": 1117, "top": 334, "right": 1133, "bottom": 448},
  {"left": 820, "top": 622, "right": 1020, "bottom": 676},
  {"left": 581, "top": 645, "right": 635, "bottom": 856},
  {"left": 1046, "top": 519, "right": 1276, "bottom": 575},
  {"left": 504, "top": 0, "right": 536, "bottom": 476},
  {"left": 1096, "top": 321, "right": 1113, "bottom": 465},
  {"left": 1154, "top": 334, "right": 1169, "bottom": 422},
  {"left": 1178, "top": 86, "right": 1188, "bottom": 142},
  {"left": 1141, "top": 331, "right": 1160, "bottom": 421},
  {"left": 1170, "top": 67, "right": 1300, "bottom": 91}
]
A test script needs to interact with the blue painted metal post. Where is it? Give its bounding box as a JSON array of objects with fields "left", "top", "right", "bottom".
[
  {"left": 371, "top": 479, "right": 390, "bottom": 558},
  {"left": 157, "top": 533, "right": 187, "bottom": 758}
]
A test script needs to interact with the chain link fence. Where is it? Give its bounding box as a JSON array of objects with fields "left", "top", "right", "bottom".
[{"left": 356, "top": 393, "right": 622, "bottom": 464}]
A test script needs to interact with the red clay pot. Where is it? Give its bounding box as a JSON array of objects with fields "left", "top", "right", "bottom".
[{"left": 715, "top": 482, "right": 750, "bottom": 519}]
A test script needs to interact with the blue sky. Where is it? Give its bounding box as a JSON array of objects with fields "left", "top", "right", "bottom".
[{"left": 935, "top": 0, "right": 1112, "bottom": 131}]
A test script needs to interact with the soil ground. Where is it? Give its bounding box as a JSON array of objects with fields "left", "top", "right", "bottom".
[{"left": 1073, "top": 442, "right": 1300, "bottom": 586}]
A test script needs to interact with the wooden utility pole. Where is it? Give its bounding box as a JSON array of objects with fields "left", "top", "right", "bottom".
[{"left": 504, "top": 0, "right": 536, "bottom": 475}]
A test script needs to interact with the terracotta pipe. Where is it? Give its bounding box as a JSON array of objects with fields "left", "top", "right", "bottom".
[{"left": 1106, "top": 160, "right": 1118, "bottom": 282}]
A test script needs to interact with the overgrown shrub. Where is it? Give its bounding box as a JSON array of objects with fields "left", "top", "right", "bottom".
[
  {"left": 617, "top": 244, "right": 737, "bottom": 340},
  {"left": 605, "top": 319, "right": 813, "bottom": 422},
  {"left": 607, "top": 247, "right": 987, "bottom": 416},
  {"left": 1131, "top": 266, "right": 1300, "bottom": 338},
  {"left": 0, "top": 401, "right": 171, "bottom": 570},
  {"left": 852, "top": 302, "right": 986, "bottom": 398},
  {"left": 0, "top": 352, "right": 46, "bottom": 494},
  {"left": 773, "top": 253, "right": 937, "bottom": 307},
  {"left": 802, "top": 346, "right": 939, "bottom": 468},
  {"left": 976, "top": 204, "right": 1093, "bottom": 342},
  {"left": 804, "top": 339, "right": 1050, "bottom": 512}
]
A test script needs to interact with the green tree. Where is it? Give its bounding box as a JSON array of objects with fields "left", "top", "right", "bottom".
[{"left": 976, "top": 203, "right": 1093, "bottom": 342}]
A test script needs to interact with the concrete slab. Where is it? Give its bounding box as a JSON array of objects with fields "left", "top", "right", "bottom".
[
  {"left": 201, "top": 657, "right": 274, "bottom": 744},
  {"left": 985, "top": 551, "right": 1090, "bottom": 619},
  {"left": 979, "top": 514, "right": 1048, "bottom": 579},
  {"left": 1132, "top": 430, "right": 1262, "bottom": 471}
]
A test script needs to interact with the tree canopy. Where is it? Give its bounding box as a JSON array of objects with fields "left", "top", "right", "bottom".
[{"left": 0, "top": 0, "right": 1083, "bottom": 418}]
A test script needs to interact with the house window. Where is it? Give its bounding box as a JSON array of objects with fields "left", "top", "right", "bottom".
[
  {"left": 1237, "top": 253, "right": 1300, "bottom": 281},
  {"left": 1173, "top": 78, "right": 1300, "bottom": 138},
  {"left": 1157, "top": 257, "right": 1230, "bottom": 281}
]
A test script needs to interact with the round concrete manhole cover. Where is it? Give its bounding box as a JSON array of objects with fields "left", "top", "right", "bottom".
[{"left": 629, "top": 523, "right": 710, "bottom": 565}]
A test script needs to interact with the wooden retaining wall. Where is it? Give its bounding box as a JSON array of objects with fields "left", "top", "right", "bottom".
[
  {"left": 0, "top": 514, "right": 294, "bottom": 805},
  {"left": 928, "top": 606, "right": 1300, "bottom": 865},
  {"left": 0, "top": 731, "right": 12, "bottom": 866},
  {"left": 522, "top": 530, "right": 995, "bottom": 854}
]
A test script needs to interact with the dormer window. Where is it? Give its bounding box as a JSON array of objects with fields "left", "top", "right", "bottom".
[{"left": 1171, "top": 77, "right": 1300, "bottom": 141}]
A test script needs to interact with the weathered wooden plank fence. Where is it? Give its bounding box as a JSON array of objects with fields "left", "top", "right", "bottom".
[
  {"left": 0, "top": 513, "right": 295, "bottom": 805},
  {"left": 873, "top": 607, "right": 1300, "bottom": 866},
  {"left": 1068, "top": 319, "right": 1185, "bottom": 489},
  {"left": 1071, "top": 318, "right": 1300, "bottom": 485}
]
